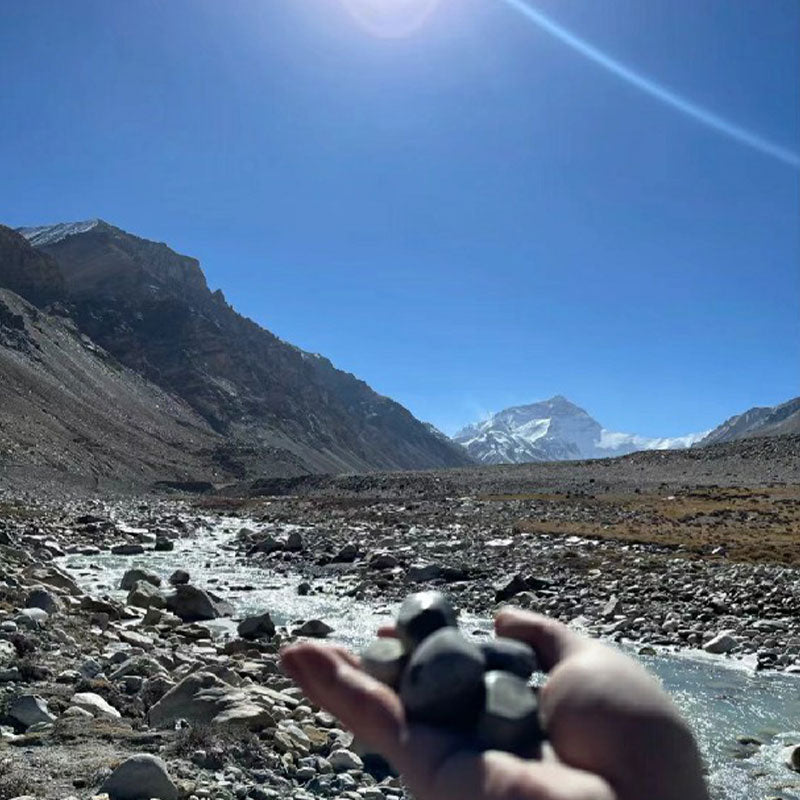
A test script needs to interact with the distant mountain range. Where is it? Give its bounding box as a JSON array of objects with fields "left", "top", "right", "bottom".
[
  {"left": 453, "top": 396, "right": 708, "bottom": 464},
  {"left": 0, "top": 219, "right": 472, "bottom": 483},
  {"left": 701, "top": 397, "right": 800, "bottom": 445},
  {"left": 453, "top": 395, "right": 800, "bottom": 465},
  {"left": 1, "top": 218, "right": 796, "bottom": 483}
]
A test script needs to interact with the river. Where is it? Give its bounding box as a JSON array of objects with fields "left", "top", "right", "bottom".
[{"left": 58, "top": 516, "right": 800, "bottom": 800}]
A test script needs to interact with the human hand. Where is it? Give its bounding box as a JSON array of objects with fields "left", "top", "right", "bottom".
[{"left": 280, "top": 608, "right": 708, "bottom": 800}]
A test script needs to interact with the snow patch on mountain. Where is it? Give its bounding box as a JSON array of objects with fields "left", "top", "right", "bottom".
[
  {"left": 18, "top": 219, "right": 100, "bottom": 247},
  {"left": 453, "top": 396, "right": 708, "bottom": 464}
]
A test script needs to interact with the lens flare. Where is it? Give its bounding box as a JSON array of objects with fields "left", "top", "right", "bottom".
[{"left": 341, "top": 0, "right": 441, "bottom": 38}]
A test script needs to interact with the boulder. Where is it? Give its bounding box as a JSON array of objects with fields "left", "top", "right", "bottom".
[
  {"left": 369, "top": 552, "right": 400, "bottom": 570},
  {"left": 127, "top": 580, "right": 166, "bottom": 610},
  {"left": 332, "top": 543, "right": 358, "bottom": 563},
  {"left": 703, "top": 631, "right": 738, "bottom": 655},
  {"left": 80, "top": 595, "right": 122, "bottom": 619},
  {"left": 70, "top": 691, "right": 121, "bottom": 719},
  {"left": 8, "top": 695, "right": 56, "bottom": 729},
  {"left": 100, "top": 754, "right": 178, "bottom": 800},
  {"left": 14, "top": 608, "right": 49, "bottom": 629},
  {"left": 285, "top": 531, "right": 304, "bottom": 552},
  {"left": 168, "top": 569, "right": 190, "bottom": 586},
  {"left": 328, "top": 749, "right": 364, "bottom": 772},
  {"left": 120, "top": 569, "right": 161, "bottom": 591},
  {"left": 148, "top": 672, "right": 273, "bottom": 730},
  {"left": 237, "top": 612, "right": 276, "bottom": 640},
  {"left": 294, "top": 619, "right": 333, "bottom": 638},
  {"left": 165, "top": 584, "right": 232, "bottom": 622},
  {"left": 407, "top": 563, "right": 444, "bottom": 582},
  {"left": 154, "top": 536, "right": 174, "bottom": 552},
  {"left": 783, "top": 744, "right": 800, "bottom": 772},
  {"left": 493, "top": 574, "right": 529, "bottom": 602},
  {"left": 111, "top": 543, "right": 145, "bottom": 556}
]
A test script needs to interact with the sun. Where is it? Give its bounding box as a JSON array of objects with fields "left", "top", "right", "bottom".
[{"left": 341, "top": 0, "right": 441, "bottom": 38}]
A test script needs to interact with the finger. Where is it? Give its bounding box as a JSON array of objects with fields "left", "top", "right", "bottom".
[
  {"left": 495, "top": 608, "right": 587, "bottom": 671},
  {"left": 327, "top": 645, "right": 362, "bottom": 668},
  {"left": 425, "top": 748, "right": 616, "bottom": 800},
  {"left": 280, "top": 643, "right": 406, "bottom": 757}
]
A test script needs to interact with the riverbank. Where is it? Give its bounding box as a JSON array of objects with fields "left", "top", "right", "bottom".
[{"left": 1, "top": 470, "right": 800, "bottom": 799}]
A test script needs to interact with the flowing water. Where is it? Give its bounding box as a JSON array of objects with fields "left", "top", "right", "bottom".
[{"left": 59, "top": 517, "right": 800, "bottom": 800}]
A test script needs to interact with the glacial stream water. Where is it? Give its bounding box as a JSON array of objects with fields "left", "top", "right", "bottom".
[{"left": 58, "top": 517, "right": 800, "bottom": 800}]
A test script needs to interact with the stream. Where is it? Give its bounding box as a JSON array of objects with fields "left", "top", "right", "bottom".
[{"left": 58, "top": 517, "right": 800, "bottom": 800}]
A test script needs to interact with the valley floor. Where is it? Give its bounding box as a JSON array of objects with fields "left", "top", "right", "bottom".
[{"left": 1, "top": 435, "right": 799, "bottom": 798}]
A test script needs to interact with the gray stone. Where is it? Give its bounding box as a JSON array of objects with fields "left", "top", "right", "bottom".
[
  {"left": 0, "top": 640, "right": 15, "bottom": 663},
  {"left": 328, "top": 749, "right": 364, "bottom": 772},
  {"left": 168, "top": 569, "right": 190, "bottom": 586},
  {"left": 396, "top": 591, "right": 457, "bottom": 650},
  {"left": 154, "top": 536, "right": 174, "bottom": 552},
  {"left": 286, "top": 531, "right": 303, "bottom": 551},
  {"left": 493, "top": 574, "right": 528, "bottom": 602},
  {"left": 479, "top": 638, "right": 538, "bottom": 679},
  {"left": 111, "top": 543, "right": 145, "bottom": 556},
  {"left": 400, "top": 628, "right": 485, "bottom": 727},
  {"left": 127, "top": 580, "right": 166, "bottom": 610},
  {"left": 70, "top": 691, "right": 121, "bottom": 719},
  {"left": 369, "top": 552, "right": 399, "bottom": 570},
  {"left": 294, "top": 619, "right": 334, "bottom": 638},
  {"left": 237, "top": 612, "right": 276, "bottom": 640},
  {"left": 148, "top": 672, "right": 273, "bottom": 730},
  {"left": 14, "top": 608, "right": 49, "bottom": 629},
  {"left": 120, "top": 568, "right": 161, "bottom": 591},
  {"left": 100, "top": 753, "right": 178, "bottom": 800},
  {"left": 25, "top": 585, "right": 62, "bottom": 614},
  {"left": 165, "top": 584, "right": 232, "bottom": 622},
  {"left": 332, "top": 543, "right": 358, "bottom": 563},
  {"left": 406, "top": 563, "right": 444, "bottom": 582},
  {"left": 475, "top": 671, "right": 542, "bottom": 756},
  {"left": 9, "top": 695, "right": 56, "bottom": 729},
  {"left": 783, "top": 744, "right": 800, "bottom": 772},
  {"left": 703, "top": 631, "right": 738, "bottom": 655},
  {"left": 360, "top": 638, "right": 407, "bottom": 688}
]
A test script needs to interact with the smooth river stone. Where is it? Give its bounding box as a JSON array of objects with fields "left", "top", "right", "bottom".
[
  {"left": 475, "top": 671, "right": 543, "bottom": 756},
  {"left": 400, "top": 628, "right": 485, "bottom": 727},
  {"left": 480, "top": 637, "right": 538, "bottom": 679},
  {"left": 361, "top": 638, "right": 408, "bottom": 688},
  {"left": 396, "top": 591, "right": 457, "bottom": 650}
]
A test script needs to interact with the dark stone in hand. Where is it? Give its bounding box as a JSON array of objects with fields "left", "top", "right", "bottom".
[
  {"left": 361, "top": 638, "right": 408, "bottom": 689},
  {"left": 396, "top": 591, "right": 457, "bottom": 650},
  {"left": 400, "top": 628, "right": 485, "bottom": 728},
  {"left": 480, "top": 637, "right": 538, "bottom": 679},
  {"left": 475, "top": 670, "right": 543, "bottom": 756}
]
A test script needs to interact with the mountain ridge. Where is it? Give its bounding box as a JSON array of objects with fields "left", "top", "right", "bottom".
[
  {"left": 454, "top": 395, "right": 707, "bottom": 464},
  {"left": 13, "top": 219, "right": 473, "bottom": 477}
]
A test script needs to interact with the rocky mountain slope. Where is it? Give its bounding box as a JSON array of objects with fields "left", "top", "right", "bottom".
[
  {"left": 453, "top": 395, "right": 706, "bottom": 464},
  {"left": 699, "top": 396, "right": 800, "bottom": 446},
  {"left": 13, "top": 219, "right": 472, "bottom": 477},
  {"left": 0, "top": 284, "right": 230, "bottom": 487}
]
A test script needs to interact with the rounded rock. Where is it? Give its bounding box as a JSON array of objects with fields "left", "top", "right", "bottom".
[
  {"left": 475, "top": 670, "right": 543, "bottom": 756},
  {"left": 396, "top": 591, "right": 457, "bottom": 651},
  {"left": 100, "top": 753, "right": 178, "bottom": 800},
  {"left": 400, "top": 628, "right": 485, "bottom": 728},
  {"left": 479, "top": 637, "right": 538, "bottom": 679},
  {"left": 361, "top": 638, "right": 408, "bottom": 688}
]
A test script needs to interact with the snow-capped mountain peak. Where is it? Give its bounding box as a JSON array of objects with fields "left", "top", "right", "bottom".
[
  {"left": 453, "top": 396, "right": 708, "bottom": 464},
  {"left": 17, "top": 219, "right": 101, "bottom": 248}
]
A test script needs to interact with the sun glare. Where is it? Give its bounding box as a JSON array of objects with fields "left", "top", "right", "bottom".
[{"left": 341, "top": 0, "right": 441, "bottom": 38}]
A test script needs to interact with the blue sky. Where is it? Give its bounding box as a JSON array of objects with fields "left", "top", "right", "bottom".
[{"left": 1, "top": 0, "right": 798, "bottom": 437}]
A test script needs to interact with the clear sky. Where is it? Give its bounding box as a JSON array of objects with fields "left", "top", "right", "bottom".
[{"left": 1, "top": 0, "right": 798, "bottom": 437}]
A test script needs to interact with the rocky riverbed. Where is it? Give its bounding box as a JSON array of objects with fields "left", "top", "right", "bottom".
[{"left": 1, "top": 483, "right": 800, "bottom": 800}]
